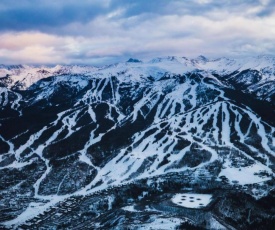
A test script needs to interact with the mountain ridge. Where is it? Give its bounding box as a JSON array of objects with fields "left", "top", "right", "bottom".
[
  {"left": 0, "top": 55, "right": 274, "bottom": 229},
  {"left": 1, "top": 55, "right": 274, "bottom": 105}
]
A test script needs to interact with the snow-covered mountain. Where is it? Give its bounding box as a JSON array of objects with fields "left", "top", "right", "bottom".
[
  {"left": 0, "top": 56, "right": 275, "bottom": 229},
  {"left": 1, "top": 55, "right": 274, "bottom": 104}
]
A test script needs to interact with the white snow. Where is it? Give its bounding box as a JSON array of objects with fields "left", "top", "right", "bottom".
[
  {"left": 3, "top": 196, "right": 64, "bottom": 228},
  {"left": 219, "top": 159, "right": 272, "bottom": 185},
  {"left": 0, "top": 160, "right": 33, "bottom": 169},
  {"left": 1, "top": 55, "right": 275, "bottom": 227},
  {"left": 0, "top": 65, "right": 98, "bottom": 90},
  {"left": 0, "top": 87, "right": 8, "bottom": 106},
  {"left": 122, "top": 205, "right": 143, "bottom": 212},
  {"left": 137, "top": 216, "right": 182, "bottom": 230},
  {"left": 209, "top": 216, "right": 227, "bottom": 230},
  {"left": 171, "top": 193, "right": 212, "bottom": 209},
  {"left": 1, "top": 55, "right": 275, "bottom": 91}
]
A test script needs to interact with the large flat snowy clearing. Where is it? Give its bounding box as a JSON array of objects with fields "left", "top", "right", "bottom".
[{"left": 171, "top": 193, "right": 212, "bottom": 209}]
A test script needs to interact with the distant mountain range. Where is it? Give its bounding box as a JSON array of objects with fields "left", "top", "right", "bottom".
[{"left": 0, "top": 56, "right": 274, "bottom": 229}]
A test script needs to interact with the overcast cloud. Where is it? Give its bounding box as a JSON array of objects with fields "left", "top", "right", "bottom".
[{"left": 0, "top": 0, "right": 274, "bottom": 65}]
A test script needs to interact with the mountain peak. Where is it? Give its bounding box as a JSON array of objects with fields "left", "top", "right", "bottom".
[
  {"left": 196, "top": 55, "right": 208, "bottom": 62},
  {"left": 127, "top": 58, "right": 142, "bottom": 63},
  {"left": 149, "top": 56, "right": 181, "bottom": 63}
]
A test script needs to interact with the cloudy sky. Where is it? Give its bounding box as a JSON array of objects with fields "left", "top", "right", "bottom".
[{"left": 0, "top": 0, "right": 274, "bottom": 65}]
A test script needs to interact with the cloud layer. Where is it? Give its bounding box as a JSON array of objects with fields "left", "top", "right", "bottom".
[{"left": 0, "top": 0, "right": 274, "bottom": 65}]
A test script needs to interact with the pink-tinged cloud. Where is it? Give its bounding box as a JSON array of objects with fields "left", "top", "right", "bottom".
[{"left": 0, "top": 0, "right": 275, "bottom": 64}]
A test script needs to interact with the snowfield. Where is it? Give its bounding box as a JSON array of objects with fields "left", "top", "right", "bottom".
[
  {"left": 134, "top": 216, "right": 183, "bottom": 230},
  {"left": 219, "top": 160, "right": 272, "bottom": 185},
  {"left": 171, "top": 193, "right": 213, "bottom": 209}
]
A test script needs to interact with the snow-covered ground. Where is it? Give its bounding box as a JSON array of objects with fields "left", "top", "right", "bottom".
[
  {"left": 122, "top": 205, "right": 143, "bottom": 212},
  {"left": 0, "top": 55, "right": 274, "bottom": 228},
  {"left": 3, "top": 196, "right": 65, "bottom": 227},
  {"left": 1, "top": 55, "right": 275, "bottom": 90},
  {"left": 136, "top": 216, "right": 182, "bottom": 230},
  {"left": 218, "top": 160, "right": 272, "bottom": 185},
  {"left": 171, "top": 193, "right": 212, "bottom": 209}
]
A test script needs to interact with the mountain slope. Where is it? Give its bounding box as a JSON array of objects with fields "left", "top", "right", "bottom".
[{"left": 0, "top": 56, "right": 274, "bottom": 229}]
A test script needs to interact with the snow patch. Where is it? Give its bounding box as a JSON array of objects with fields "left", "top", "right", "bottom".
[
  {"left": 171, "top": 193, "right": 212, "bottom": 209},
  {"left": 137, "top": 216, "right": 182, "bottom": 230},
  {"left": 122, "top": 205, "right": 142, "bottom": 212},
  {"left": 219, "top": 159, "right": 272, "bottom": 185}
]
